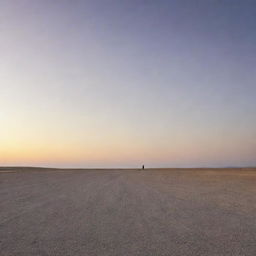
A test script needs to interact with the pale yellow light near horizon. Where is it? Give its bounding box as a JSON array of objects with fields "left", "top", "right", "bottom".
[
  {"left": 1, "top": 98, "right": 253, "bottom": 168},
  {"left": 0, "top": 94, "right": 207, "bottom": 167}
]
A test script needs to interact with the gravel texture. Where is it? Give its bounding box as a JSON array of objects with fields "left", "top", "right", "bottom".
[{"left": 1, "top": 167, "right": 256, "bottom": 256}]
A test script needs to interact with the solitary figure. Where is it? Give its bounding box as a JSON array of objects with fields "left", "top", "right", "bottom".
[{"left": 142, "top": 165, "right": 144, "bottom": 170}]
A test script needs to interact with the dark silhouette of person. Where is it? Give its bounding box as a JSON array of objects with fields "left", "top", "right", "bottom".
[{"left": 142, "top": 165, "right": 144, "bottom": 170}]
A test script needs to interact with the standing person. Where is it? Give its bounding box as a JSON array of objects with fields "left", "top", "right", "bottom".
[{"left": 142, "top": 165, "right": 144, "bottom": 170}]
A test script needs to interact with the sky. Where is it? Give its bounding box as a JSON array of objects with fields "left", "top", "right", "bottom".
[{"left": 0, "top": 0, "right": 256, "bottom": 168}]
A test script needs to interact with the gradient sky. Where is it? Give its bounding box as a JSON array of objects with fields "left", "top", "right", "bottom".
[{"left": 0, "top": 0, "right": 256, "bottom": 168}]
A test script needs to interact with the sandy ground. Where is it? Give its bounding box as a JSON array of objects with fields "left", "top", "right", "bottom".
[{"left": 1, "top": 167, "right": 256, "bottom": 256}]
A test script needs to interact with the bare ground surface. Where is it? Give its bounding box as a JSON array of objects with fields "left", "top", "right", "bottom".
[{"left": 1, "top": 167, "right": 256, "bottom": 256}]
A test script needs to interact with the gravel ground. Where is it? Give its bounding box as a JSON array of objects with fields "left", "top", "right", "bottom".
[{"left": 1, "top": 167, "right": 256, "bottom": 256}]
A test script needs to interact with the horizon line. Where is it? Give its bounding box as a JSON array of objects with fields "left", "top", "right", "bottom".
[{"left": 1, "top": 165, "right": 256, "bottom": 170}]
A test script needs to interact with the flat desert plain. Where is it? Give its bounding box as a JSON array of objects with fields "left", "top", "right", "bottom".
[{"left": 1, "top": 167, "right": 256, "bottom": 256}]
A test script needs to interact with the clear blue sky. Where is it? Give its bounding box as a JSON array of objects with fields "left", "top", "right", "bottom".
[{"left": 0, "top": 0, "right": 256, "bottom": 167}]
